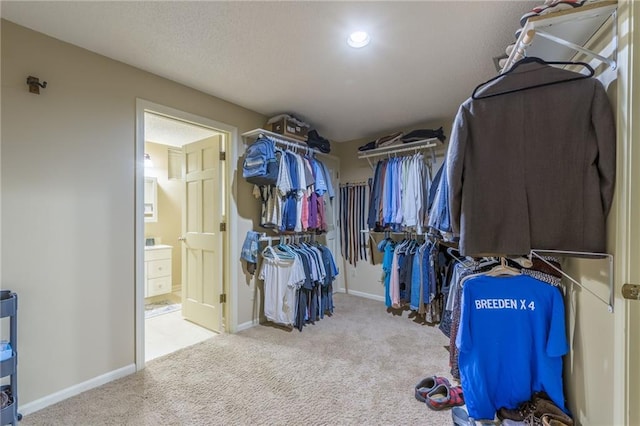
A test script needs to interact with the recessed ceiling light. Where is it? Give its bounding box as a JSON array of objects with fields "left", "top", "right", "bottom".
[{"left": 347, "top": 31, "right": 370, "bottom": 48}]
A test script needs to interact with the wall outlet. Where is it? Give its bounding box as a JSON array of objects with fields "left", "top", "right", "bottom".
[{"left": 350, "top": 269, "right": 357, "bottom": 278}]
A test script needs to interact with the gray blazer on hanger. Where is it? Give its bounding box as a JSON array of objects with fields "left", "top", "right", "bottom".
[{"left": 447, "top": 61, "right": 616, "bottom": 257}]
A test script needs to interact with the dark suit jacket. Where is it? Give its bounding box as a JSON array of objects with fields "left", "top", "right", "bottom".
[{"left": 447, "top": 61, "right": 616, "bottom": 257}]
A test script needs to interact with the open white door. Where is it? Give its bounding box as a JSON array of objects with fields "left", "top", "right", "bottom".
[{"left": 181, "top": 136, "right": 224, "bottom": 332}]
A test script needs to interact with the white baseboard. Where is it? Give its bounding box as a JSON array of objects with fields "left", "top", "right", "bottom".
[
  {"left": 345, "top": 290, "right": 385, "bottom": 302},
  {"left": 235, "top": 319, "right": 259, "bottom": 332},
  {"left": 20, "top": 363, "right": 136, "bottom": 416}
]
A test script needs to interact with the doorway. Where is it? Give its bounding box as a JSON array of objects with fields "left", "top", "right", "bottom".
[{"left": 135, "top": 100, "right": 237, "bottom": 368}]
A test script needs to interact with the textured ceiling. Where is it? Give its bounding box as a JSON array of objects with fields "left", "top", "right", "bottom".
[
  {"left": 144, "top": 112, "right": 220, "bottom": 147},
  {"left": 1, "top": 1, "right": 539, "bottom": 142}
]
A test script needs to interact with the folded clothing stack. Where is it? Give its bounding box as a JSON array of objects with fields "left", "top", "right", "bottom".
[
  {"left": 402, "top": 127, "right": 446, "bottom": 143},
  {"left": 358, "top": 127, "right": 446, "bottom": 152},
  {"left": 266, "top": 113, "right": 310, "bottom": 129}
]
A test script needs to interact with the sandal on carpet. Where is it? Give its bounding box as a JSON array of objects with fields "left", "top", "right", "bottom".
[
  {"left": 414, "top": 375, "right": 451, "bottom": 402},
  {"left": 425, "top": 384, "right": 464, "bottom": 410}
]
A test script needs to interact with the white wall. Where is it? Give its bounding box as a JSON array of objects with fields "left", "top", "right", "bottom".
[{"left": 1, "top": 20, "right": 264, "bottom": 407}]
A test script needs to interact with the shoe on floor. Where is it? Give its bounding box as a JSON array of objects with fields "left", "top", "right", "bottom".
[
  {"left": 542, "top": 413, "right": 573, "bottom": 426},
  {"left": 497, "top": 400, "right": 536, "bottom": 421},
  {"left": 519, "top": 0, "right": 584, "bottom": 27},
  {"left": 425, "top": 383, "right": 464, "bottom": 411},
  {"left": 499, "top": 392, "right": 573, "bottom": 426},
  {"left": 452, "top": 406, "right": 473, "bottom": 426},
  {"left": 530, "top": 393, "right": 574, "bottom": 426},
  {"left": 414, "top": 375, "right": 450, "bottom": 402}
]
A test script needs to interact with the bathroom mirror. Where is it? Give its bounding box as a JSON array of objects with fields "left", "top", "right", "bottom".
[{"left": 144, "top": 176, "right": 158, "bottom": 222}]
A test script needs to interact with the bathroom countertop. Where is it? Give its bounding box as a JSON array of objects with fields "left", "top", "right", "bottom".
[{"left": 144, "top": 244, "right": 173, "bottom": 250}]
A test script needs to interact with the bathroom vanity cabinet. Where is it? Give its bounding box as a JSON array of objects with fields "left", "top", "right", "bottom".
[{"left": 144, "top": 245, "right": 173, "bottom": 298}]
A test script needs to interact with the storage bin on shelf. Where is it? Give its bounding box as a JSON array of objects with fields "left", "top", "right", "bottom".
[{"left": 268, "top": 117, "right": 309, "bottom": 141}]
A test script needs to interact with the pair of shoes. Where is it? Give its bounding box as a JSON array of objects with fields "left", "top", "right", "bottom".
[
  {"left": 498, "top": 399, "right": 536, "bottom": 421},
  {"left": 527, "top": 393, "right": 573, "bottom": 426},
  {"left": 358, "top": 140, "right": 377, "bottom": 151},
  {"left": 519, "top": 0, "right": 584, "bottom": 27},
  {"left": 529, "top": 392, "right": 573, "bottom": 426},
  {"left": 414, "top": 375, "right": 450, "bottom": 402},
  {"left": 402, "top": 127, "right": 446, "bottom": 143},
  {"left": 425, "top": 383, "right": 464, "bottom": 410},
  {"left": 499, "top": 392, "right": 573, "bottom": 426}
]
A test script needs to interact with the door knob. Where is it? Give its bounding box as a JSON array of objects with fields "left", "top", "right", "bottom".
[
  {"left": 622, "top": 284, "right": 640, "bottom": 300},
  {"left": 178, "top": 236, "right": 186, "bottom": 242}
]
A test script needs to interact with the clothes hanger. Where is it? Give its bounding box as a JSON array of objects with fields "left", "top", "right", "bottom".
[
  {"left": 471, "top": 56, "right": 595, "bottom": 100},
  {"left": 484, "top": 257, "right": 522, "bottom": 277},
  {"left": 446, "top": 247, "right": 475, "bottom": 268}
]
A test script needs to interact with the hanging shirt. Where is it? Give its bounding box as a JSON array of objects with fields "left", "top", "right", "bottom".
[
  {"left": 382, "top": 241, "right": 396, "bottom": 308},
  {"left": 252, "top": 185, "right": 280, "bottom": 229},
  {"left": 456, "top": 274, "right": 569, "bottom": 420},
  {"left": 367, "top": 161, "right": 384, "bottom": 229},
  {"left": 259, "top": 248, "right": 305, "bottom": 326},
  {"left": 309, "top": 157, "right": 328, "bottom": 196},
  {"left": 276, "top": 150, "right": 292, "bottom": 197},
  {"left": 308, "top": 192, "right": 318, "bottom": 229},
  {"left": 318, "top": 160, "right": 335, "bottom": 200},
  {"left": 382, "top": 158, "right": 394, "bottom": 225},
  {"left": 294, "top": 154, "right": 307, "bottom": 232}
]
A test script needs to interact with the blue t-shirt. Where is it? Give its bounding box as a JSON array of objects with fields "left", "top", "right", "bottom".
[{"left": 456, "top": 274, "right": 569, "bottom": 420}]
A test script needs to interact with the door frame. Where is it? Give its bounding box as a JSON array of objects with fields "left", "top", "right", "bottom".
[
  {"left": 134, "top": 99, "right": 239, "bottom": 370},
  {"left": 613, "top": 1, "right": 639, "bottom": 423}
]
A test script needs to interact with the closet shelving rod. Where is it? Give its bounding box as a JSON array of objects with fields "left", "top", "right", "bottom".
[
  {"left": 241, "top": 128, "right": 322, "bottom": 155},
  {"left": 258, "top": 232, "right": 319, "bottom": 243},
  {"left": 357, "top": 139, "right": 438, "bottom": 159},
  {"left": 529, "top": 249, "right": 614, "bottom": 313},
  {"left": 501, "top": 0, "right": 618, "bottom": 73},
  {"left": 357, "top": 138, "right": 439, "bottom": 168}
]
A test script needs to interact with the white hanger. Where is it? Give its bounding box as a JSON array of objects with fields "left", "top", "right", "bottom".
[{"left": 485, "top": 257, "right": 521, "bottom": 277}]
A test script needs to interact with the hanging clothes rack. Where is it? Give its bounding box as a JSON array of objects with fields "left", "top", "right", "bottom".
[
  {"left": 501, "top": 0, "right": 617, "bottom": 73},
  {"left": 529, "top": 249, "right": 614, "bottom": 313},
  {"left": 357, "top": 138, "right": 439, "bottom": 169},
  {"left": 258, "top": 232, "right": 318, "bottom": 243},
  {"left": 242, "top": 128, "right": 322, "bottom": 155}
]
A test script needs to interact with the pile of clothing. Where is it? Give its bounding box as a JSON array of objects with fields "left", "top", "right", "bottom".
[{"left": 358, "top": 127, "right": 446, "bottom": 151}]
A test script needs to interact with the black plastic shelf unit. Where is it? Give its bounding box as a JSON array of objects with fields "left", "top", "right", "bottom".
[{"left": 0, "top": 292, "right": 20, "bottom": 425}]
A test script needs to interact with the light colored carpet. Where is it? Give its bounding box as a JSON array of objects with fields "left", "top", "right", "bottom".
[{"left": 21, "top": 293, "right": 456, "bottom": 425}]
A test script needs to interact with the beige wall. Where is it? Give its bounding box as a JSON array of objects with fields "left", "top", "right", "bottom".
[
  {"left": 1, "top": 20, "right": 264, "bottom": 407},
  {"left": 144, "top": 142, "right": 183, "bottom": 289},
  {"left": 3, "top": 5, "right": 637, "bottom": 420},
  {"left": 334, "top": 122, "right": 451, "bottom": 300},
  {"left": 560, "top": 9, "right": 623, "bottom": 424}
]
